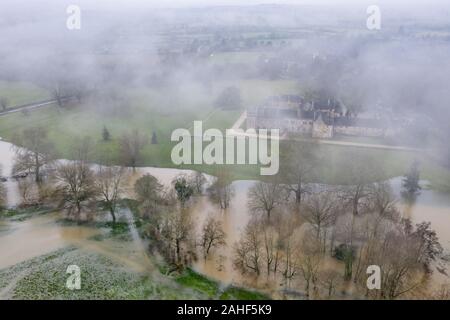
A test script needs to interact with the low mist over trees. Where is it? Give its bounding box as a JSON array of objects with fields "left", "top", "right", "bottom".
[
  {"left": 119, "top": 130, "right": 147, "bottom": 170},
  {"left": 95, "top": 166, "right": 125, "bottom": 224},
  {"left": 54, "top": 160, "right": 97, "bottom": 222},
  {"left": 0, "top": 97, "right": 9, "bottom": 111},
  {"left": 281, "top": 143, "right": 317, "bottom": 205},
  {"left": 248, "top": 181, "right": 284, "bottom": 220},
  {"left": 13, "top": 127, "right": 54, "bottom": 183},
  {"left": 402, "top": 160, "right": 422, "bottom": 198},
  {"left": 134, "top": 173, "right": 164, "bottom": 217},
  {"left": 214, "top": 86, "right": 241, "bottom": 110},
  {"left": 207, "top": 169, "right": 234, "bottom": 209},
  {"left": 172, "top": 175, "right": 195, "bottom": 207},
  {"left": 199, "top": 216, "right": 226, "bottom": 261}
]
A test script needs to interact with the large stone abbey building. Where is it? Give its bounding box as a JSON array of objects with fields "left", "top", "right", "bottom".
[{"left": 246, "top": 95, "right": 393, "bottom": 139}]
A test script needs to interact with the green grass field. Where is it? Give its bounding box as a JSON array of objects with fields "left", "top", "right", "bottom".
[
  {"left": 0, "top": 81, "right": 51, "bottom": 109},
  {"left": 0, "top": 79, "right": 296, "bottom": 169},
  {"left": 0, "top": 78, "right": 449, "bottom": 191}
]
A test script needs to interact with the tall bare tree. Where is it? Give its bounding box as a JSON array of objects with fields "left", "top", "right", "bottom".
[
  {"left": 119, "top": 130, "right": 147, "bottom": 170},
  {"left": 248, "top": 181, "right": 283, "bottom": 220},
  {"left": 55, "top": 161, "right": 96, "bottom": 222},
  {"left": 190, "top": 171, "right": 207, "bottom": 195},
  {"left": 134, "top": 173, "right": 163, "bottom": 216},
  {"left": 199, "top": 216, "right": 226, "bottom": 260},
  {"left": 0, "top": 97, "right": 9, "bottom": 111},
  {"left": 368, "top": 182, "right": 397, "bottom": 216},
  {"left": 234, "top": 220, "right": 262, "bottom": 276},
  {"left": 303, "top": 191, "right": 337, "bottom": 249},
  {"left": 299, "top": 235, "right": 322, "bottom": 299},
  {"left": 14, "top": 127, "right": 54, "bottom": 183},
  {"left": 338, "top": 154, "right": 380, "bottom": 216},
  {"left": 160, "top": 211, "right": 194, "bottom": 267},
  {"left": 281, "top": 143, "right": 316, "bottom": 205},
  {"left": 95, "top": 166, "right": 125, "bottom": 224},
  {"left": 207, "top": 169, "right": 234, "bottom": 209},
  {"left": 319, "top": 269, "right": 341, "bottom": 298}
]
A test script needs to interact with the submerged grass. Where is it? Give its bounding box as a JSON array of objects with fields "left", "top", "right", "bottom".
[
  {"left": 176, "top": 268, "right": 219, "bottom": 297},
  {"left": 0, "top": 247, "right": 204, "bottom": 300},
  {"left": 220, "top": 286, "right": 270, "bottom": 300},
  {"left": 0, "top": 206, "right": 55, "bottom": 222},
  {"left": 175, "top": 268, "right": 270, "bottom": 300}
]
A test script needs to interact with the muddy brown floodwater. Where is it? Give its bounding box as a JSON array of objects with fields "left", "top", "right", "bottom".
[{"left": 1, "top": 140, "right": 450, "bottom": 293}]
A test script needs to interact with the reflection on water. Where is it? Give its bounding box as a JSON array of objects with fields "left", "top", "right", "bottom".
[
  {"left": 191, "top": 177, "right": 450, "bottom": 289},
  {"left": 190, "top": 181, "right": 254, "bottom": 286},
  {"left": 390, "top": 177, "right": 450, "bottom": 252}
]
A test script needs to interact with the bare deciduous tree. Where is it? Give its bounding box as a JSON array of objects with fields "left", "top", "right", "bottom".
[
  {"left": 368, "top": 182, "right": 397, "bottom": 216},
  {"left": 18, "top": 178, "right": 37, "bottom": 206},
  {"left": 303, "top": 191, "right": 337, "bottom": 250},
  {"left": 14, "top": 127, "right": 54, "bottom": 183},
  {"left": 0, "top": 173, "right": 5, "bottom": 209},
  {"left": 338, "top": 154, "right": 380, "bottom": 216},
  {"left": 119, "top": 130, "right": 147, "bottom": 170},
  {"left": 160, "top": 211, "right": 194, "bottom": 267},
  {"left": 248, "top": 181, "right": 283, "bottom": 220},
  {"left": 0, "top": 97, "right": 9, "bottom": 111},
  {"left": 134, "top": 173, "right": 163, "bottom": 217},
  {"left": 234, "top": 220, "right": 262, "bottom": 276},
  {"left": 54, "top": 160, "right": 97, "bottom": 222},
  {"left": 95, "top": 166, "right": 125, "bottom": 224},
  {"left": 207, "top": 169, "right": 234, "bottom": 209},
  {"left": 190, "top": 171, "right": 207, "bottom": 195},
  {"left": 319, "top": 269, "right": 341, "bottom": 298},
  {"left": 199, "top": 216, "right": 226, "bottom": 260},
  {"left": 299, "top": 235, "right": 322, "bottom": 299},
  {"left": 282, "top": 143, "right": 316, "bottom": 205}
]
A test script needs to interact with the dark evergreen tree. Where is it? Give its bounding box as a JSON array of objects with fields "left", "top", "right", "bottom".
[
  {"left": 151, "top": 131, "right": 158, "bottom": 144},
  {"left": 102, "top": 126, "right": 111, "bottom": 141},
  {"left": 402, "top": 160, "right": 421, "bottom": 195}
]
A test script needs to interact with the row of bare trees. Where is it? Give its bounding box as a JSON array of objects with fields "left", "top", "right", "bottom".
[
  {"left": 234, "top": 175, "right": 442, "bottom": 299},
  {"left": 132, "top": 171, "right": 227, "bottom": 271},
  {"left": 12, "top": 126, "right": 151, "bottom": 184}
]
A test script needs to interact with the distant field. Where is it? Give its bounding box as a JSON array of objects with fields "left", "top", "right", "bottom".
[{"left": 0, "top": 81, "right": 51, "bottom": 109}]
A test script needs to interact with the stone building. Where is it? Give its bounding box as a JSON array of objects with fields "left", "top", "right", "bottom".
[{"left": 246, "top": 95, "right": 392, "bottom": 139}]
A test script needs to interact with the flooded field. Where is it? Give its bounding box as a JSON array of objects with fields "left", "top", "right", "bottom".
[{"left": 1, "top": 140, "right": 450, "bottom": 297}]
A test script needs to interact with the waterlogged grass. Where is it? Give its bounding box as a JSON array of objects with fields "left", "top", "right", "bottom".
[
  {"left": 0, "top": 206, "right": 55, "bottom": 222},
  {"left": 93, "top": 221, "right": 132, "bottom": 241},
  {"left": 219, "top": 286, "right": 270, "bottom": 300},
  {"left": 176, "top": 268, "right": 219, "bottom": 297},
  {"left": 0, "top": 247, "right": 203, "bottom": 300},
  {"left": 175, "top": 268, "right": 270, "bottom": 300},
  {"left": 0, "top": 247, "right": 268, "bottom": 300}
]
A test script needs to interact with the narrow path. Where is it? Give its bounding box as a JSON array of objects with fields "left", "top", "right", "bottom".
[
  {"left": 121, "top": 207, "right": 154, "bottom": 272},
  {"left": 0, "top": 97, "right": 73, "bottom": 117}
]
